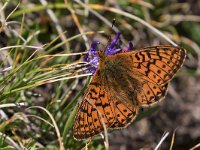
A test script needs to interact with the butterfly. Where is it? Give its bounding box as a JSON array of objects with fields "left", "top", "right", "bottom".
[{"left": 73, "top": 33, "right": 186, "bottom": 140}]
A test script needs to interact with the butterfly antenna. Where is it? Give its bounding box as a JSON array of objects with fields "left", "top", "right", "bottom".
[
  {"left": 111, "top": 18, "right": 116, "bottom": 28},
  {"left": 104, "top": 18, "right": 117, "bottom": 50}
]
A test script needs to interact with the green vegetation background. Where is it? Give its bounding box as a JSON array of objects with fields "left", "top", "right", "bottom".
[{"left": 0, "top": 0, "right": 199, "bottom": 149}]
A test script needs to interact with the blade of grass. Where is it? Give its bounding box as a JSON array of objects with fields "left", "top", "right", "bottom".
[
  {"left": 26, "top": 106, "right": 64, "bottom": 150},
  {"left": 169, "top": 129, "right": 177, "bottom": 150},
  {"left": 62, "top": 76, "right": 91, "bottom": 141},
  {"left": 154, "top": 132, "right": 169, "bottom": 150}
]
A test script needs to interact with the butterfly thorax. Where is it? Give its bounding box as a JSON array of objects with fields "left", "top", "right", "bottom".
[
  {"left": 97, "top": 52, "right": 143, "bottom": 107},
  {"left": 98, "top": 51, "right": 115, "bottom": 70}
]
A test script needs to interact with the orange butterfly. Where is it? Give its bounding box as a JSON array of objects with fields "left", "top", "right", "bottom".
[{"left": 73, "top": 33, "right": 186, "bottom": 140}]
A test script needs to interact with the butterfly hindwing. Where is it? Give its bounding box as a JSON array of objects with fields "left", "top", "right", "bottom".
[
  {"left": 137, "top": 82, "right": 169, "bottom": 107},
  {"left": 110, "top": 99, "right": 137, "bottom": 128}
]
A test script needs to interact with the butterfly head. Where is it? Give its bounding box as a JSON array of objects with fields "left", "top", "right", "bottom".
[{"left": 84, "top": 32, "right": 134, "bottom": 74}]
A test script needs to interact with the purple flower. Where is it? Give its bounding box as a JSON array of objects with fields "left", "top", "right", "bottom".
[
  {"left": 84, "top": 32, "right": 134, "bottom": 75},
  {"left": 105, "top": 32, "right": 122, "bottom": 55}
]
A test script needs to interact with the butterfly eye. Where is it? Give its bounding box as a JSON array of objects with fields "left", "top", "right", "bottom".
[{"left": 94, "top": 43, "right": 105, "bottom": 54}]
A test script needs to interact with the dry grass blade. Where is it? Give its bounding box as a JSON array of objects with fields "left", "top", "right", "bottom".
[
  {"left": 39, "top": 0, "right": 68, "bottom": 49},
  {"left": 0, "top": 102, "right": 27, "bottom": 108},
  {"left": 0, "top": 2, "right": 20, "bottom": 32},
  {"left": 154, "top": 132, "right": 169, "bottom": 150},
  {"left": 86, "top": 97, "right": 109, "bottom": 150},
  {"left": 74, "top": 0, "right": 119, "bottom": 33},
  {"left": 26, "top": 106, "right": 64, "bottom": 150},
  {"left": 67, "top": 3, "right": 90, "bottom": 49},
  {"left": 26, "top": 115, "right": 54, "bottom": 127},
  {"left": 0, "top": 45, "right": 43, "bottom": 52},
  {"left": 162, "top": 15, "right": 200, "bottom": 23},
  {"left": 189, "top": 143, "right": 200, "bottom": 150},
  {"left": 179, "top": 36, "right": 200, "bottom": 73},
  {"left": 0, "top": 132, "right": 21, "bottom": 150},
  {"left": 130, "top": 0, "right": 155, "bottom": 9},
  {"left": 38, "top": 73, "right": 92, "bottom": 84},
  {"left": 85, "top": 3, "right": 178, "bottom": 46},
  {"left": 169, "top": 129, "right": 177, "bottom": 150}
]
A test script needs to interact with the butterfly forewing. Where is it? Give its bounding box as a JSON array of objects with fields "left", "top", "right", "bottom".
[
  {"left": 73, "top": 71, "right": 116, "bottom": 140},
  {"left": 137, "top": 82, "right": 169, "bottom": 107},
  {"left": 110, "top": 99, "right": 137, "bottom": 128},
  {"left": 113, "top": 46, "right": 186, "bottom": 106},
  {"left": 73, "top": 70, "right": 138, "bottom": 140},
  {"left": 127, "top": 46, "right": 186, "bottom": 85}
]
